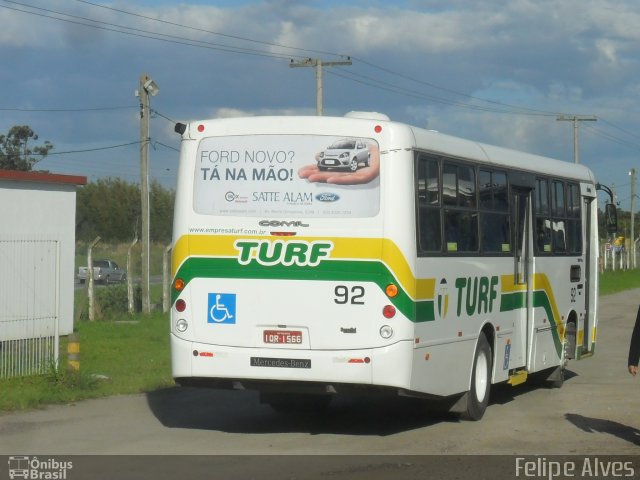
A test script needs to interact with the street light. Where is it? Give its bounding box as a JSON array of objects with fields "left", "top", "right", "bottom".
[
  {"left": 137, "top": 73, "right": 158, "bottom": 314},
  {"left": 143, "top": 79, "right": 160, "bottom": 97}
]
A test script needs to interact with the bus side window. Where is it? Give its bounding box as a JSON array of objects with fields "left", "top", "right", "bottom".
[
  {"left": 479, "top": 170, "right": 510, "bottom": 254},
  {"left": 534, "top": 178, "right": 552, "bottom": 254},
  {"left": 565, "top": 183, "right": 583, "bottom": 254},
  {"left": 442, "top": 162, "right": 478, "bottom": 252},
  {"left": 417, "top": 155, "right": 442, "bottom": 252},
  {"left": 444, "top": 210, "right": 478, "bottom": 252}
]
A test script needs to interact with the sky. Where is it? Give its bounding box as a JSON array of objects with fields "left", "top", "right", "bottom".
[{"left": 1, "top": 0, "right": 640, "bottom": 211}]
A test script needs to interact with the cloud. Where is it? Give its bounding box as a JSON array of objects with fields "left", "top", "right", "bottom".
[{"left": 0, "top": 0, "right": 639, "bottom": 193}]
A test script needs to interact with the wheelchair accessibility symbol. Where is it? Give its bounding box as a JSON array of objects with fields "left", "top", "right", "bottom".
[{"left": 207, "top": 293, "right": 236, "bottom": 324}]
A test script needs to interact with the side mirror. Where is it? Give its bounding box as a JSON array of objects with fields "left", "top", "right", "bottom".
[{"left": 605, "top": 203, "right": 618, "bottom": 234}]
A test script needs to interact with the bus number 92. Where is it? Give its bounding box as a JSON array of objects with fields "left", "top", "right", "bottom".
[{"left": 334, "top": 285, "right": 365, "bottom": 305}]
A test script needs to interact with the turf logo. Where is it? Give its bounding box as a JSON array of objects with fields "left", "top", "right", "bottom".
[
  {"left": 234, "top": 239, "right": 333, "bottom": 267},
  {"left": 437, "top": 278, "right": 449, "bottom": 320},
  {"left": 455, "top": 275, "right": 499, "bottom": 317}
]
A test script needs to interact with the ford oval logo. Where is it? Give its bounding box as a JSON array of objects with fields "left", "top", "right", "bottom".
[{"left": 315, "top": 192, "right": 340, "bottom": 202}]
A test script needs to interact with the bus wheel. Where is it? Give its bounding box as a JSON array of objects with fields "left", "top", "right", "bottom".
[{"left": 461, "top": 333, "right": 492, "bottom": 421}]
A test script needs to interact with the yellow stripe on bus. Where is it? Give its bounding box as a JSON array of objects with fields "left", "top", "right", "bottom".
[
  {"left": 501, "top": 273, "right": 565, "bottom": 339},
  {"left": 172, "top": 234, "right": 435, "bottom": 301}
]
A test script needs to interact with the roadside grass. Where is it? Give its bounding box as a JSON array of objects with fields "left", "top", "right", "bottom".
[
  {"left": 1, "top": 268, "right": 639, "bottom": 412},
  {"left": 0, "top": 313, "right": 173, "bottom": 412},
  {"left": 599, "top": 269, "right": 640, "bottom": 296},
  {"left": 0, "top": 286, "right": 173, "bottom": 412}
]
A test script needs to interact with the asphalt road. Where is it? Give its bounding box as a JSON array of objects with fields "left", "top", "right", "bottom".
[{"left": 1, "top": 290, "right": 639, "bottom": 462}]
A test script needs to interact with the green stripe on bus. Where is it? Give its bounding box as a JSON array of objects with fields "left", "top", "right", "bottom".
[
  {"left": 173, "top": 257, "right": 436, "bottom": 323},
  {"left": 500, "top": 291, "right": 562, "bottom": 357}
]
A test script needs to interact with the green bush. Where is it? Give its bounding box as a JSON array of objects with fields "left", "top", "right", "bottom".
[{"left": 94, "top": 284, "right": 141, "bottom": 318}]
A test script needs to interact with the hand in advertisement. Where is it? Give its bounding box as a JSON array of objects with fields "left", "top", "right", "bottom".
[{"left": 298, "top": 144, "right": 381, "bottom": 185}]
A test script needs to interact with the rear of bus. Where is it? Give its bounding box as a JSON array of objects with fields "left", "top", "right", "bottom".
[{"left": 170, "top": 114, "right": 419, "bottom": 406}]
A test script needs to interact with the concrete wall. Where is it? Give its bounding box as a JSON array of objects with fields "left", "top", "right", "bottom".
[{"left": 0, "top": 171, "right": 85, "bottom": 337}]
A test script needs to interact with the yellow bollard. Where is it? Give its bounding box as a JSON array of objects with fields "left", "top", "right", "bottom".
[{"left": 67, "top": 332, "right": 80, "bottom": 371}]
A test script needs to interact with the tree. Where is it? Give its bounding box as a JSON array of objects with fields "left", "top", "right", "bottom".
[
  {"left": 0, "top": 125, "right": 53, "bottom": 171},
  {"left": 76, "top": 178, "right": 175, "bottom": 243},
  {"left": 150, "top": 180, "right": 175, "bottom": 242}
]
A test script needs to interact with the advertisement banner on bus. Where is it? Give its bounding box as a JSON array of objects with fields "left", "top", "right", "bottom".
[{"left": 193, "top": 135, "right": 380, "bottom": 218}]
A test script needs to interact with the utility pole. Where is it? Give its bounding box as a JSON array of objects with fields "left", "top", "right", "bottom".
[
  {"left": 556, "top": 115, "right": 597, "bottom": 164},
  {"left": 630, "top": 168, "right": 637, "bottom": 268},
  {"left": 137, "top": 73, "right": 159, "bottom": 314},
  {"left": 289, "top": 57, "right": 352, "bottom": 115}
]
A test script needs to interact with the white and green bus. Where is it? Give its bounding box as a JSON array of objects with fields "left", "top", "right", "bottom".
[{"left": 170, "top": 112, "right": 605, "bottom": 420}]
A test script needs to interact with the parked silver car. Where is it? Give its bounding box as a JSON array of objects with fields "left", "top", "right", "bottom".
[
  {"left": 77, "top": 259, "right": 127, "bottom": 285},
  {"left": 317, "top": 138, "right": 370, "bottom": 171}
]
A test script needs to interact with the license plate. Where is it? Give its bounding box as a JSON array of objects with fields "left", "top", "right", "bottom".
[
  {"left": 263, "top": 330, "right": 303, "bottom": 344},
  {"left": 326, "top": 160, "right": 336, "bottom": 165}
]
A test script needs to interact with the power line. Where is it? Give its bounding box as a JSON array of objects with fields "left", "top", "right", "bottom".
[
  {"left": 35, "top": 141, "right": 141, "bottom": 156},
  {"left": 70, "top": 0, "right": 566, "bottom": 118},
  {"left": 348, "top": 56, "right": 564, "bottom": 118},
  {"left": 2, "top": 0, "right": 581, "bottom": 119},
  {"left": 154, "top": 141, "right": 179, "bottom": 153},
  {"left": 0, "top": 105, "right": 137, "bottom": 112},
  {"left": 326, "top": 68, "right": 554, "bottom": 116},
  {"left": 73, "top": 0, "right": 345, "bottom": 59},
  {"left": 582, "top": 123, "right": 640, "bottom": 151},
  {"left": 599, "top": 118, "right": 640, "bottom": 143},
  {"left": 0, "top": 0, "right": 609, "bottom": 123},
  {"left": 0, "top": 1, "right": 301, "bottom": 60},
  {"left": 4, "top": 0, "right": 640, "bottom": 159},
  {"left": 150, "top": 109, "right": 175, "bottom": 124}
]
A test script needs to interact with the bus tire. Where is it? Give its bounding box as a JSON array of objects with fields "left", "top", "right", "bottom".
[{"left": 461, "top": 332, "right": 492, "bottom": 421}]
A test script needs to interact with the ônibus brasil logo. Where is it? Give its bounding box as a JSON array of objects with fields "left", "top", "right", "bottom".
[{"left": 234, "top": 239, "right": 333, "bottom": 267}]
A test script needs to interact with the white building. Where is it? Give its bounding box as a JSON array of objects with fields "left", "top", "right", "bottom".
[{"left": 0, "top": 170, "right": 86, "bottom": 378}]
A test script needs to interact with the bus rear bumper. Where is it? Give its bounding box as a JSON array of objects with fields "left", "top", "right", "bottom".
[{"left": 171, "top": 333, "right": 415, "bottom": 393}]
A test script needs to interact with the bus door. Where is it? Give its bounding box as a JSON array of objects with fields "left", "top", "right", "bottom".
[
  {"left": 510, "top": 173, "right": 535, "bottom": 371},
  {"left": 577, "top": 190, "right": 596, "bottom": 356}
]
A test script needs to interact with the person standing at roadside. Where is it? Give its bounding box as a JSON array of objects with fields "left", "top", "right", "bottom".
[{"left": 628, "top": 305, "right": 640, "bottom": 376}]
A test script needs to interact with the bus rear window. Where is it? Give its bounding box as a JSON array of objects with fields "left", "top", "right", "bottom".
[{"left": 193, "top": 134, "right": 380, "bottom": 218}]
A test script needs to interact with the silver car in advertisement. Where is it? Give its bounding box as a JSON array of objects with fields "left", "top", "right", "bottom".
[{"left": 317, "top": 138, "right": 371, "bottom": 171}]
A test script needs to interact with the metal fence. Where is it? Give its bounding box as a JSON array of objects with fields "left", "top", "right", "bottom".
[
  {"left": 0, "top": 239, "right": 59, "bottom": 379},
  {"left": 601, "top": 243, "right": 640, "bottom": 271}
]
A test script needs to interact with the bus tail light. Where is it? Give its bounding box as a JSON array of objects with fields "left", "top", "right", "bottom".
[
  {"left": 175, "top": 299, "right": 186, "bottom": 312},
  {"left": 176, "top": 319, "right": 189, "bottom": 333},
  {"left": 382, "top": 305, "right": 396, "bottom": 319},
  {"left": 174, "top": 278, "right": 185, "bottom": 291},
  {"left": 380, "top": 325, "right": 394, "bottom": 339},
  {"left": 385, "top": 283, "right": 398, "bottom": 298}
]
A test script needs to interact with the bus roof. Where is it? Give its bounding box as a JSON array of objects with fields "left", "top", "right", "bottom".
[
  {"left": 409, "top": 125, "right": 595, "bottom": 183},
  {"left": 179, "top": 113, "right": 596, "bottom": 183}
]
